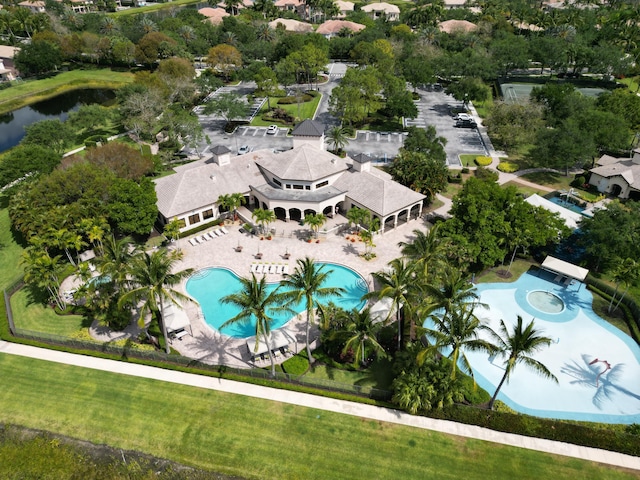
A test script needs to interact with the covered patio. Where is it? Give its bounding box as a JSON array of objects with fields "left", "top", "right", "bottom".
[{"left": 540, "top": 255, "right": 589, "bottom": 287}]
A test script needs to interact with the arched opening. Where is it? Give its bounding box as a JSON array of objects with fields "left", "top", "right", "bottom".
[
  {"left": 384, "top": 215, "right": 395, "bottom": 231},
  {"left": 335, "top": 201, "right": 345, "bottom": 215},
  {"left": 274, "top": 207, "right": 287, "bottom": 220},
  {"left": 397, "top": 209, "right": 409, "bottom": 226},
  {"left": 610, "top": 184, "right": 622, "bottom": 197},
  {"left": 410, "top": 204, "right": 421, "bottom": 220},
  {"left": 261, "top": 201, "right": 268, "bottom": 210},
  {"left": 289, "top": 208, "right": 302, "bottom": 222},
  {"left": 322, "top": 205, "right": 333, "bottom": 217},
  {"left": 304, "top": 208, "right": 316, "bottom": 217}
]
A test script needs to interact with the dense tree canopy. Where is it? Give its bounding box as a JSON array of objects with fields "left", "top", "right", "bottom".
[{"left": 0, "top": 145, "right": 60, "bottom": 189}]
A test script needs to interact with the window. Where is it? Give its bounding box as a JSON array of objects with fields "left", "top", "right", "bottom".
[
  {"left": 316, "top": 180, "right": 329, "bottom": 189},
  {"left": 202, "top": 209, "right": 214, "bottom": 220},
  {"left": 305, "top": 185, "right": 310, "bottom": 190},
  {"left": 273, "top": 178, "right": 282, "bottom": 186},
  {"left": 286, "top": 184, "right": 291, "bottom": 189},
  {"left": 293, "top": 184, "right": 303, "bottom": 190},
  {"left": 188, "top": 213, "right": 200, "bottom": 225}
]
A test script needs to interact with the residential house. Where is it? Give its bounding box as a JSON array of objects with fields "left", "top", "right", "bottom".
[
  {"left": 361, "top": 2, "right": 399, "bottom": 21},
  {"left": 316, "top": 19, "right": 365, "bottom": 38},
  {"left": 268, "top": 18, "right": 313, "bottom": 32},
  {"left": 0, "top": 45, "right": 19, "bottom": 82},
  {"left": 588, "top": 150, "right": 640, "bottom": 200}
]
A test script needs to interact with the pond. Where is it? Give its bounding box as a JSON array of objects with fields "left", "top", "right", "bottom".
[{"left": 0, "top": 88, "right": 116, "bottom": 154}]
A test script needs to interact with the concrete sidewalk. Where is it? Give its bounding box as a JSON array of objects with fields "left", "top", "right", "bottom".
[{"left": 0, "top": 340, "right": 638, "bottom": 471}]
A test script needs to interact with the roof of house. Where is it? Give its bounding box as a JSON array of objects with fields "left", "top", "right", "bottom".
[
  {"left": 18, "top": 0, "right": 45, "bottom": 7},
  {"left": 291, "top": 119, "right": 324, "bottom": 137},
  {"left": 334, "top": 167, "right": 425, "bottom": 217},
  {"left": 438, "top": 19, "right": 478, "bottom": 33},
  {"left": 0, "top": 45, "right": 19, "bottom": 59},
  {"left": 361, "top": 2, "right": 399, "bottom": 14},
  {"left": 351, "top": 153, "right": 372, "bottom": 164},
  {"left": 443, "top": 0, "right": 467, "bottom": 6},
  {"left": 255, "top": 144, "right": 349, "bottom": 181},
  {"left": 316, "top": 19, "right": 366, "bottom": 35},
  {"left": 211, "top": 145, "right": 231, "bottom": 155},
  {"left": 274, "top": 0, "right": 304, "bottom": 6},
  {"left": 591, "top": 158, "right": 640, "bottom": 189},
  {"left": 268, "top": 18, "right": 313, "bottom": 32},
  {"left": 154, "top": 154, "right": 267, "bottom": 218},
  {"left": 198, "top": 7, "right": 230, "bottom": 24},
  {"left": 335, "top": 0, "right": 354, "bottom": 10}
]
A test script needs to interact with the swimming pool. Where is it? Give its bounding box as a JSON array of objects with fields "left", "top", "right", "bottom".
[
  {"left": 458, "top": 271, "right": 640, "bottom": 424},
  {"left": 186, "top": 263, "right": 368, "bottom": 338},
  {"left": 546, "top": 196, "right": 586, "bottom": 215}
]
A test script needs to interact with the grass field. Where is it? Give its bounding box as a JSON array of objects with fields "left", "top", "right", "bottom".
[
  {"left": 0, "top": 69, "right": 134, "bottom": 115},
  {"left": 519, "top": 171, "right": 573, "bottom": 191},
  {"left": 10, "top": 287, "right": 86, "bottom": 336},
  {"left": 0, "top": 207, "right": 23, "bottom": 290},
  {"left": 0, "top": 354, "right": 637, "bottom": 480},
  {"left": 252, "top": 94, "right": 322, "bottom": 126}
]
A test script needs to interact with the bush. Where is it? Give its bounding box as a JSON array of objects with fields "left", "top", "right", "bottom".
[
  {"left": 84, "top": 134, "right": 108, "bottom": 148},
  {"left": 474, "top": 166, "right": 499, "bottom": 182},
  {"left": 474, "top": 156, "right": 492, "bottom": 166},
  {"left": 571, "top": 175, "right": 586, "bottom": 188},
  {"left": 497, "top": 161, "right": 519, "bottom": 173},
  {"left": 282, "top": 353, "right": 309, "bottom": 375},
  {"left": 448, "top": 174, "right": 462, "bottom": 184},
  {"left": 461, "top": 167, "right": 469, "bottom": 174}
]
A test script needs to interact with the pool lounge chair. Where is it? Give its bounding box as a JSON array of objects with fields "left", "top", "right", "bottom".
[
  {"left": 283, "top": 264, "right": 289, "bottom": 275},
  {"left": 204, "top": 232, "right": 214, "bottom": 240},
  {"left": 220, "top": 227, "right": 229, "bottom": 234},
  {"left": 250, "top": 263, "right": 258, "bottom": 273},
  {"left": 214, "top": 229, "right": 224, "bottom": 237},
  {"left": 276, "top": 264, "right": 283, "bottom": 274},
  {"left": 256, "top": 264, "right": 265, "bottom": 274},
  {"left": 189, "top": 238, "right": 198, "bottom": 246},
  {"left": 269, "top": 264, "right": 277, "bottom": 274},
  {"left": 199, "top": 235, "right": 208, "bottom": 242}
]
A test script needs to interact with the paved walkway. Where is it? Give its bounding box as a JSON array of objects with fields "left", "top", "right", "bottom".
[{"left": 0, "top": 339, "right": 638, "bottom": 471}]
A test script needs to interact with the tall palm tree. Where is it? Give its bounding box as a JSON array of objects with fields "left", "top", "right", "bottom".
[
  {"left": 398, "top": 224, "right": 445, "bottom": 282},
  {"left": 252, "top": 208, "right": 275, "bottom": 235},
  {"left": 228, "top": 192, "right": 246, "bottom": 221},
  {"left": 487, "top": 316, "right": 557, "bottom": 410},
  {"left": 22, "top": 247, "right": 65, "bottom": 310},
  {"left": 326, "top": 126, "right": 349, "bottom": 153},
  {"left": 280, "top": 258, "right": 344, "bottom": 363},
  {"left": 336, "top": 306, "right": 385, "bottom": 367},
  {"left": 421, "top": 304, "right": 497, "bottom": 380},
  {"left": 119, "top": 248, "right": 194, "bottom": 354},
  {"left": 98, "top": 234, "right": 138, "bottom": 291},
  {"left": 303, "top": 212, "right": 326, "bottom": 239},
  {"left": 423, "top": 265, "right": 483, "bottom": 318},
  {"left": 368, "top": 258, "right": 416, "bottom": 350},
  {"left": 608, "top": 258, "right": 639, "bottom": 313},
  {"left": 221, "top": 274, "right": 293, "bottom": 376}
]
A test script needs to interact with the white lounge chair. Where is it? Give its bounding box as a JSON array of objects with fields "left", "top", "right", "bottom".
[
  {"left": 189, "top": 238, "right": 198, "bottom": 246},
  {"left": 220, "top": 227, "right": 229, "bottom": 234},
  {"left": 269, "top": 264, "right": 277, "bottom": 274},
  {"left": 198, "top": 235, "right": 207, "bottom": 242},
  {"left": 283, "top": 265, "right": 289, "bottom": 275},
  {"left": 214, "top": 229, "right": 224, "bottom": 237},
  {"left": 276, "top": 264, "right": 283, "bottom": 274},
  {"left": 250, "top": 263, "right": 258, "bottom": 273},
  {"left": 204, "top": 232, "right": 214, "bottom": 240}
]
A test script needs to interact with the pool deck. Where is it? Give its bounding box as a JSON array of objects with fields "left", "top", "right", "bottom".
[{"left": 164, "top": 212, "right": 424, "bottom": 368}]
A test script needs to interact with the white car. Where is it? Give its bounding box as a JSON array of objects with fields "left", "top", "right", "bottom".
[
  {"left": 266, "top": 125, "right": 278, "bottom": 135},
  {"left": 238, "top": 145, "right": 250, "bottom": 155},
  {"left": 454, "top": 113, "right": 472, "bottom": 121}
]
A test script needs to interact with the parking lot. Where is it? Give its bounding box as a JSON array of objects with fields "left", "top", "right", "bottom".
[{"left": 193, "top": 75, "right": 488, "bottom": 165}]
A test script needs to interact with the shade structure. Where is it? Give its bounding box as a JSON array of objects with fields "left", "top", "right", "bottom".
[
  {"left": 245, "top": 328, "right": 296, "bottom": 357},
  {"left": 541, "top": 255, "right": 589, "bottom": 282}
]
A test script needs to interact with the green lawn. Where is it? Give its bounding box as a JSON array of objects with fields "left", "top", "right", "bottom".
[
  {"left": 519, "top": 171, "right": 573, "bottom": 191},
  {"left": 0, "top": 355, "right": 635, "bottom": 480},
  {"left": 10, "top": 287, "right": 86, "bottom": 336},
  {"left": 252, "top": 94, "right": 322, "bottom": 126},
  {"left": 109, "top": 0, "right": 201, "bottom": 16},
  {"left": 501, "top": 180, "right": 552, "bottom": 197},
  {"left": 0, "top": 69, "right": 134, "bottom": 115},
  {"left": 305, "top": 357, "right": 395, "bottom": 391},
  {"left": 0, "top": 207, "right": 23, "bottom": 290},
  {"left": 475, "top": 259, "right": 536, "bottom": 284}
]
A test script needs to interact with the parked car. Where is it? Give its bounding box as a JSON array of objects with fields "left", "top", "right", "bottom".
[
  {"left": 266, "top": 125, "right": 278, "bottom": 135},
  {"left": 238, "top": 145, "right": 250, "bottom": 155},
  {"left": 455, "top": 119, "right": 477, "bottom": 128},
  {"left": 454, "top": 113, "right": 473, "bottom": 121}
]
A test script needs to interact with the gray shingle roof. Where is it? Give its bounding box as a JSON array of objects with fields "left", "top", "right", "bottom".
[
  {"left": 210, "top": 145, "right": 231, "bottom": 155},
  {"left": 291, "top": 120, "right": 324, "bottom": 137},
  {"left": 351, "top": 153, "right": 372, "bottom": 164},
  {"left": 591, "top": 159, "right": 640, "bottom": 189},
  {"left": 255, "top": 144, "right": 349, "bottom": 181}
]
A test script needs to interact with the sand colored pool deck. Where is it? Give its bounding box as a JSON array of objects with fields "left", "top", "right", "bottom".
[{"left": 164, "top": 211, "right": 422, "bottom": 368}]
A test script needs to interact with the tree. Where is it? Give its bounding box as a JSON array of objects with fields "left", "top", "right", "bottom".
[
  {"left": 387, "top": 150, "right": 448, "bottom": 201},
  {"left": 303, "top": 212, "right": 326, "bottom": 239},
  {"left": 163, "top": 219, "right": 182, "bottom": 243},
  {"left": 489, "top": 33, "right": 530, "bottom": 76},
  {"left": 135, "top": 32, "right": 176, "bottom": 66},
  {"left": 221, "top": 274, "right": 292, "bottom": 376},
  {"left": 84, "top": 142, "right": 154, "bottom": 181},
  {"left": 401, "top": 125, "right": 446, "bottom": 158},
  {"left": 280, "top": 257, "right": 344, "bottom": 363},
  {"left": 487, "top": 316, "right": 557, "bottom": 410},
  {"left": 398, "top": 224, "right": 446, "bottom": 282},
  {"left": 326, "top": 126, "right": 349, "bottom": 153},
  {"left": 202, "top": 93, "right": 247, "bottom": 123},
  {"left": 107, "top": 177, "right": 158, "bottom": 237},
  {"left": 254, "top": 66, "right": 279, "bottom": 109},
  {"left": 369, "top": 258, "right": 417, "bottom": 350},
  {"left": 67, "top": 104, "right": 113, "bottom": 135},
  {"left": 21, "top": 119, "right": 75, "bottom": 155},
  {"left": 98, "top": 234, "right": 138, "bottom": 292},
  {"left": 21, "top": 247, "right": 65, "bottom": 310},
  {"left": 252, "top": 208, "right": 275, "bottom": 235},
  {"left": 207, "top": 44, "right": 242, "bottom": 81},
  {"left": 0, "top": 145, "right": 60, "bottom": 188},
  {"left": 14, "top": 39, "right": 62, "bottom": 76},
  {"left": 119, "top": 248, "right": 194, "bottom": 354},
  {"left": 346, "top": 206, "right": 368, "bottom": 232},
  {"left": 485, "top": 101, "right": 543, "bottom": 151},
  {"left": 335, "top": 306, "right": 385, "bottom": 367},
  {"left": 422, "top": 303, "right": 497, "bottom": 380},
  {"left": 218, "top": 192, "right": 246, "bottom": 221},
  {"left": 531, "top": 118, "right": 596, "bottom": 175},
  {"left": 607, "top": 258, "right": 639, "bottom": 314},
  {"left": 445, "top": 77, "right": 491, "bottom": 106}
]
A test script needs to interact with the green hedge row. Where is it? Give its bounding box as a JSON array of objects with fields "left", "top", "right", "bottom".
[
  {"left": 277, "top": 94, "right": 314, "bottom": 105},
  {"left": 587, "top": 284, "right": 640, "bottom": 344}
]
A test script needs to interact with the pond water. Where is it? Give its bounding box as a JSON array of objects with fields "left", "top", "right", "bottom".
[{"left": 0, "top": 88, "right": 116, "bottom": 153}]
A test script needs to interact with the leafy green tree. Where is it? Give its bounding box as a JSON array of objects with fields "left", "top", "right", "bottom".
[
  {"left": 387, "top": 150, "right": 448, "bottom": 201},
  {"left": 445, "top": 77, "right": 491, "bottom": 106},
  {"left": 398, "top": 224, "right": 446, "bottom": 282},
  {"left": 596, "top": 89, "right": 640, "bottom": 131},
  {"left": 120, "top": 248, "right": 194, "bottom": 354},
  {"left": 107, "top": 177, "right": 158, "bottom": 237},
  {"left": 531, "top": 118, "right": 595, "bottom": 175},
  {"left": 218, "top": 192, "right": 246, "bottom": 220},
  {"left": 21, "top": 247, "right": 65, "bottom": 310},
  {"left": 163, "top": 219, "right": 182, "bottom": 243},
  {"left": 221, "top": 274, "right": 293, "bottom": 376},
  {"left": 84, "top": 142, "right": 154, "bottom": 181},
  {"left": 67, "top": 104, "right": 113, "bottom": 135},
  {"left": 346, "top": 206, "right": 368, "bottom": 232},
  {"left": 14, "top": 39, "right": 62, "bottom": 76},
  {"left": 22, "top": 119, "right": 75, "bottom": 155},
  {"left": 0, "top": 145, "right": 60, "bottom": 189},
  {"left": 487, "top": 316, "right": 557, "bottom": 410},
  {"left": 401, "top": 54, "right": 436, "bottom": 92},
  {"left": 207, "top": 43, "right": 242, "bottom": 81},
  {"left": 135, "top": 31, "right": 176, "bottom": 66},
  {"left": 254, "top": 66, "right": 280, "bottom": 109},
  {"left": 607, "top": 258, "right": 639, "bottom": 314},
  {"left": 202, "top": 92, "right": 248, "bottom": 122},
  {"left": 489, "top": 32, "right": 529, "bottom": 76},
  {"left": 280, "top": 257, "right": 344, "bottom": 363},
  {"left": 485, "top": 101, "right": 544, "bottom": 151},
  {"left": 303, "top": 212, "right": 326, "bottom": 239}
]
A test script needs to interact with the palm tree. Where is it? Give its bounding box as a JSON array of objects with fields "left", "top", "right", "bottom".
[
  {"left": 119, "top": 249, "right": 194, "bottom": 354},
  {"left": 326, "top": 126, "right": 349, "bottom": 153},
  {"left": 608, "top": 258, "right": 639, "bottom": 313},
  {"left": 368, "top": 258, "right": 416, "bottom": 350},
  {"left": 398, "top": 224, "right": 445, "bottom": 282},
  {"left": 98, "top": 234, "right": 138, "bottom": 291},
  {"left": 422, "top": 304, "right": 497, "bottom": 380},
  {"left": 252, "top": 208, "right": 275, "bottom": 235},
  {"left": 255, "top": 23, "right": 275, "bottom": 41},
  {"left": 221, "top": 274, "right": 293, "bottom": 376},
  {"left": 280, "top": 258, "right": 345, "bottom": 363},
  {"left": 228, "top": 192, "right": 246, "bottom": 221},
  {"left": 336, "top": 307, "right": 385, "bottom": 367},
  {"left": 346, "top": 207, "right": 368, "bottom": 232},
  {"left": 303, "top": 212, "right": 326, "bottom": 239},
  {"left": 178, "top": 25, "right": 196, "bottom": 43},
  {"left": 140, "top": 16, "right": 157, "bottom": 35},
  {"left": 423, "top": 265, "right": 483, "bottom": 318},
  {"left": 101, "top": 16, "right": 118, "bottom": 35},
  {"left": 22, "top": 247, "right": 65, "bottom": 310},
  {"left": 487, "top": 316, "right": 557, "bottom": 410}
]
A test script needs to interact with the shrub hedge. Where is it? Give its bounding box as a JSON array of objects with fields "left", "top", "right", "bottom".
[
  {"left": 475, "top": 156, "right": 492, "bottom": 166},
  {"left": 497, "top": 161, "right": 519, "bottom": 173},
  {"left": 277, "top": 94, "right": 314, "bottom": 105}
]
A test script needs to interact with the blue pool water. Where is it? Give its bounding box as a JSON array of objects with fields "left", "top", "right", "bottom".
[
  {"left": 428, "top": 271, "right": 640, "bottom": 424},
  {"left": 546, "top": 196, "right": 586, "bottom": 215},
  {"left": 186, "top": 263, "right": 368, "bottom": 338}
]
